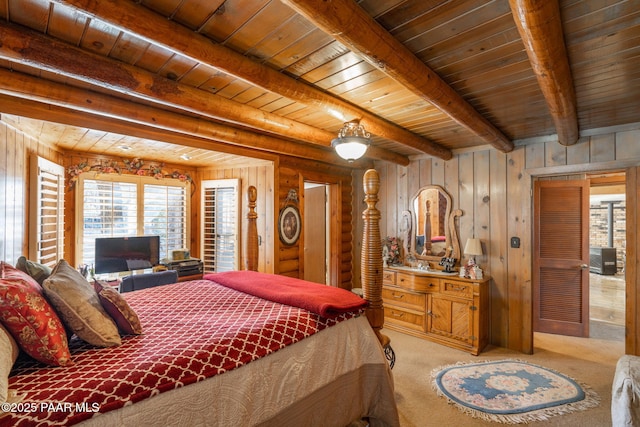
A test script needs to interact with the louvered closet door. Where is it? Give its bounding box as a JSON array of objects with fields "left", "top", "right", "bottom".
[{"left": 533, "top": 180, "right": 590, "bottom": 337}]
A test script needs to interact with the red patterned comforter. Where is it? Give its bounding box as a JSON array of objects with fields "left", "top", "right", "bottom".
[{"left": 3, "top": 279, "right": 359, "bottom": 426}]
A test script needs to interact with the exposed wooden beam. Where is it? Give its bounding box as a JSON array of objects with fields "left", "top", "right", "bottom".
[
  {"left": 282, "top": 0, "right": 514, "bottom": 154},
  {"left": 509, "top": 0, "right": 579, "bottom": 146},
  {"left": 1, "top": 93, "right": 377, "bottom": 173},
  {"left": 50, "top": 0, "right": 452, "bottom": 160},
  {"left": 0, "top": 21, "right": 407, "bottom": 166},
  {"left": 0, "top": 69, "right": 369, "bottom": 166}
]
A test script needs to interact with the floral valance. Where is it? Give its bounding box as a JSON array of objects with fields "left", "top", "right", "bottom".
[{"left": 67, "top": 158, "right": 193, "bottom": 190}]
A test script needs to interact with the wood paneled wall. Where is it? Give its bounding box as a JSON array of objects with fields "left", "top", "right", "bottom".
[
  {"left": 370, "top": 128, "right": 640, "bottom": 353},
  {"left": 0, "top": 118, "right": 63, "bottom": 265}
]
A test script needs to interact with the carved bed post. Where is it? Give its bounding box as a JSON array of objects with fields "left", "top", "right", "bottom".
[
  {"left": 246, "top": 185, "right": 258, "bottom": 271},
  {"left": 361, "top": 169, "right": 390, "bottom": 348}
]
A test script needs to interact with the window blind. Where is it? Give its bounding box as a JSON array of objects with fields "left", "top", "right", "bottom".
[
  {"left": 144, "top": 184, "right": 187, "bottom": 261},
  {"left": 77, "top": 173, "right": 189, "bottom": 269},
  {"left": 81, "top": 179, "right": 138, "bottom": 266}
]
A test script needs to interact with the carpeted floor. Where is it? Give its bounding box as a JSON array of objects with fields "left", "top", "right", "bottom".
[{"left": 388, "top": 328, "right": 623, "bottom": 426}]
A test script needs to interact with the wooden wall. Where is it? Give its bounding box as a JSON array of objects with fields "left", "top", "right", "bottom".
[
  {"left": 0, "top": 118, "right": 64, "bottom": 265},
  {"left": 370, "top": 128, "right": 640, "bottom": 353}
]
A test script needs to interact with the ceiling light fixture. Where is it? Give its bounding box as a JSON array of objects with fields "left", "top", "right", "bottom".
[
  {"left": 331, "top": 120, "right": 371, "bottom": 162},
  {"left": 179, "top": 154, "right": 192, "bottom": 161},
  {"left": 118, "top": 145, "right": 132, "bottom": 151}
]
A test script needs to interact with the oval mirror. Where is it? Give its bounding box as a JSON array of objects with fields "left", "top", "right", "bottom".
[{"left": 410, "top": 185, "right": 461, "bottom": 266}]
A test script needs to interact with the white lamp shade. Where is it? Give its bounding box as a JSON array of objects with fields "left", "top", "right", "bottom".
[{"left": 464, "top": 238, "right": 483, "bottom": 256}]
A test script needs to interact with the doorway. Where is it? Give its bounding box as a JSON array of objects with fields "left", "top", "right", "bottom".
[
  {"left": 303, "top": 182, "right": 329, "bottom": 284},
  {"left": 588, "top": 173, "right": 626, "bottom": 342},
  {"left": 533, "top": 172, "right": 625, "bottom": 344}
]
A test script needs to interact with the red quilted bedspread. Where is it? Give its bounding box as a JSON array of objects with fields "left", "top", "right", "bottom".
[{"left": 3, "top": 279, "right": 359, "bottom": 426}]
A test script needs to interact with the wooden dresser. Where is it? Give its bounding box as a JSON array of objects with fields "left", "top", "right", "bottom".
[{"left": 382, "top": 267, "right": 490, "bottom": 355}]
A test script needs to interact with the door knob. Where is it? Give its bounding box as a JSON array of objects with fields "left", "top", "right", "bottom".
[{"left": 580, "top": 264, "right": 588, "bottom": 269}]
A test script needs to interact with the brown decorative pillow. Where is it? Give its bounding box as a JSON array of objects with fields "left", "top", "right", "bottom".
[
  {"left": 0, "top": 277, "right": 72, "bottom": 366},
  {"left": 1, "top": 261, "right": 42, "bottom": 292},
  {"left": 0, "top": 323, "right": 19, "bottom": 403},
  {"left": 94, "top": 280, "right": 142, "bottom": 335},
  {"left": 43, "top": 260, "right": 121, "bottom": 347},
  {"left": 15, "top": 256, "right": 52, "bottom": 285}
]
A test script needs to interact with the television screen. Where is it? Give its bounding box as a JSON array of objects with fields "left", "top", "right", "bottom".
[{"left": 94, "top": 236, "right": 160, "bottom": 274}]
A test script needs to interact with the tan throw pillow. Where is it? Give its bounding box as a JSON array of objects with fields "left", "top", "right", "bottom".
[
  {"left": 0, "top": 323, "right": 19, "bottom": 404},
  {"left": 43, "top": 260, "right": 121, "bottom": 347}
]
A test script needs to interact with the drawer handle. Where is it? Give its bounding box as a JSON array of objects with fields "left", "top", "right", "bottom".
[
  {"left": 449, "top": 285, "right": 467, "bottom": 291},
  {"left": 392, "top": 293, "right": 404, "bottom": 299},
  {"left": 391, "top": 311, "right": 404, "bottom": 318},
  {"left": 426, "top": 311, "right": 434, "bottom": 317},
  {"left": 428, "top": 283, "right": 435, "bottom": 287}
]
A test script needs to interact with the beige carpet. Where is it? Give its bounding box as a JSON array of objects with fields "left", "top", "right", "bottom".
[{"left": 387, "top": 328, "right": 623, "bottom": 426}]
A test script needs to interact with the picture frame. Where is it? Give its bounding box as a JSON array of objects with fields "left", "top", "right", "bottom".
[{"left": 278, "top": 205, "right": 301, "bottom": 245}]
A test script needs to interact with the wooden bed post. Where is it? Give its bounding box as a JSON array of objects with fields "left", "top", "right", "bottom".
[
  {"left": 361, "top": 169, "right": 390, "bottom": 348},
  {"left": 246, "top": 185, "right": 259, "bottom": 271}
]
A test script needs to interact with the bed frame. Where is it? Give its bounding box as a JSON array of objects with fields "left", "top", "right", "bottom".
[{"left": 244, "top": 169, "right": 388, "bottom": 347}]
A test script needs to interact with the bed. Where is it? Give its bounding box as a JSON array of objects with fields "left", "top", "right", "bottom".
[{"left": 1, "top": 170, "right": 398, "bottom": 427}]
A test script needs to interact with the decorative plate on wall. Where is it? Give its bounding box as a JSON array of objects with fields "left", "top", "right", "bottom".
[{"left": 278, "top": 205, "right": 301, "bottom": 245}]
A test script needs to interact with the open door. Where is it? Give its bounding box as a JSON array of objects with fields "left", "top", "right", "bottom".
[
  {"left": 533, "top": 179, "right": 590, "bottom": 337},
  {"left": 304, "top": 184, "right": 328, "bottom": 284}
]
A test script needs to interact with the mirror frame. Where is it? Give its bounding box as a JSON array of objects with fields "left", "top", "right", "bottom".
[{"left": 409, "top": 185, "right": 462, "bottom": 267}]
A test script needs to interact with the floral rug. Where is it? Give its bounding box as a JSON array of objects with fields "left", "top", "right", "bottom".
[{"left": 432, "top": 359, "right": 599, "bottom": 424}]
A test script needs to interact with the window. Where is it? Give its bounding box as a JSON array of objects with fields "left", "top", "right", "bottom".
[
  {"left": 29, "top": 156, "right": 65, "bottom": 267},
  {"left": 76, "top": 173, "right": 189, "bottom": 269},
  {"left": 144, "top": 184, "right": 188, "bottom": 261},
  {"left": 201, "top": 179, "right": 239, "bottom": 273}
]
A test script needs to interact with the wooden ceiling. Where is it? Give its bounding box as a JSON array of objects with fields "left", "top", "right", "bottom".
[{"left": 0, "top": 0, "right": 638, "bottom": 167}]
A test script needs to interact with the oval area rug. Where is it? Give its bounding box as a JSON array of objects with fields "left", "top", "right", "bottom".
[{"left": 432, "top": 359, "right": 599, "bottom": 424}]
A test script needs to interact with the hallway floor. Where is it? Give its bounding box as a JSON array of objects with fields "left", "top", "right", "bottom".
[{"left": 590, "top": 271, "right": 624, "bottom": 341}]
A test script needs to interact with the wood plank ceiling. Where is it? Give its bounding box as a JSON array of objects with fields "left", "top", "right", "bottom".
[{"left": 0, "top": 0, "right": 638, "bottom": 167}]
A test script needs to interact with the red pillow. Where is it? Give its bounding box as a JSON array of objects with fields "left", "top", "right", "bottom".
[
  {"left": 94, "top": 281, "right": 142, "bottom": 335},
  {"left": 0, "top": 278, "right": 73, "bottom": 366},
  {"left": 0, "top": 261, "right": 42, "bottom": 292}
]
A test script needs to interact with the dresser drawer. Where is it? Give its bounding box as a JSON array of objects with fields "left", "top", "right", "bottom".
[
  {"left": 397, "top": 272, "right": 439, "bottom": 293},
  {"left": 384, "top": 305, "right": 425, "bottom": 331},
  {"left": 440, "top": 278, "right": 473, "bottom": 298},
  {"left": 383, "top": 269, "right": 397, "bottom": 286},
  {"left": 382, "top": 286, "right": 426, "bottom": 311}
]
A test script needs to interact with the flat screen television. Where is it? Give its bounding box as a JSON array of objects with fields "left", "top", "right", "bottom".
[{"left": 94, "top": 236, "right": 160, "bottom": 274}]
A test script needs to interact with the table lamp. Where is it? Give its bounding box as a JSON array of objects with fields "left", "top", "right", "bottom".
[{"left": 464, "top": 238, "right": 483, "bottom": 267}]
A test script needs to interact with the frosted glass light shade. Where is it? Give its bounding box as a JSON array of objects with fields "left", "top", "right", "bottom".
[{"left": 332, "top": 138, "right": 369, "bottom": 161}]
